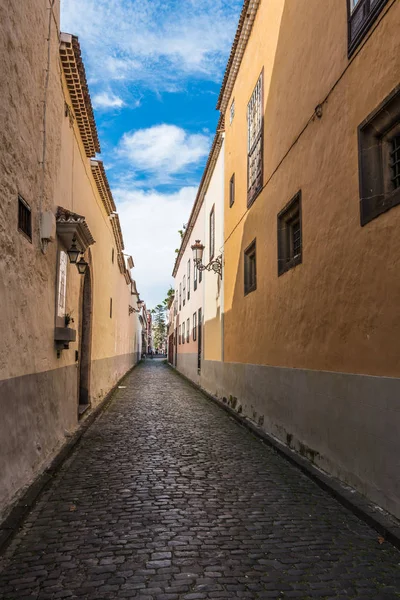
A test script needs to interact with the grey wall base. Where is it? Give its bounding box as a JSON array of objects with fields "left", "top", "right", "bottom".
[
  {"left": 175, "top": 356, "right": 400, "bottom": 520},
  {"left": 0, "top": 353, "right": 139, "bottom": 522}
]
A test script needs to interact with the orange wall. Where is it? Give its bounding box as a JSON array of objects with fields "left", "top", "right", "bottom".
[{"left": 223, "top": 0, "right": 400, "bottom": 376}]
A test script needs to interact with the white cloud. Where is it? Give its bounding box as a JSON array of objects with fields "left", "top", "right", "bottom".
[
  {"left": 92, "top": 92, "right": 125, "bottom": 110},
  {"left": 61, "top": 0, "right": 241, "bottom": 90},
  {"left": 115, "top": 186, "right": 197, "bottom": 308},
  {"left": 119, "top": 124, "right": 210, "bottom": 176}
]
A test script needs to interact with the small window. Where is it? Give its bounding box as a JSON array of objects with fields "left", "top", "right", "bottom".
[
  {"left": 182, "top": 322, "right": 185, "bottom": 344},
  {"left": 194, "top": 261, "right": 198, "bottom": 291},
  {"left": 193, "top": 312, "right": 197, "bottom": 341},
  {"left": 209, "top": 205, "right": 215, "bottom": 261},
  {"left": 229, "top": 174, "right": 235, "bottom": 208},
  {"left": 244, "top": 239, "right": 257, "bottom": 295},
  {"left": 358, "top": 85, "right": 400, "bottom": 225},
  {"left": 183, "top": 276, "right": 186, "bottom": 306},
  {"left": 110, "top": 297, "right": 113, "bottom": 318},
  {"left": 18, "top": 195, "right": 32, "bottom": 241},
  {"left": 348, "top": 0, "right": 389, "bottom": 57},
  {"left": 187, "top": 260, "right": 191, "bottom": 301},
  {"left": 57, "top": 250, "right": 68, "bottom": 317},
  {"left": 230, "top": 99, "right": 235, "bottom": 124},
  {"left": 277, "top": 191, "right": 302, "bottom": 276},
  {"left": 186, "top": 318, "right": 190, "bottom": 343}
]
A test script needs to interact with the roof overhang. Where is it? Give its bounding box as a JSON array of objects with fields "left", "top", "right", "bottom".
[
  {"left": 56, "top": 207, "right": 95, "bottom": 252},
  {"left": 60, "top": 32, "right": 101, "bottom": 157},
  {"left": 91, "top": 160, "right": 117, "bottom": 215},
  {"left": 216, "top": 0, "right": 261, "bottom": 114}
]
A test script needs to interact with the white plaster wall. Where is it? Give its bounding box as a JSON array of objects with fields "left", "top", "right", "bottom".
[
  {"left": 203, "top": 139, "right": 224, "bottom": 362},
  {"left": 174, "top": 203, "right": 205, "bottom": 368}
]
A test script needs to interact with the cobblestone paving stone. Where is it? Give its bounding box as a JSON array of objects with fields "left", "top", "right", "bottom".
[{"left": 1, "top": 360, "right": 399, "bottom": 599}]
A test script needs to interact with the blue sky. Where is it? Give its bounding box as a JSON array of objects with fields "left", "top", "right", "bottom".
[{"left": 61, "top": 0, "right": 242, "bottom": 308}]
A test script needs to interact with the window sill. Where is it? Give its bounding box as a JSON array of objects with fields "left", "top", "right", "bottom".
[
  {"left": 244, "top": 285, "right": 257, "bottom": 296},
  {"left": 278, "top": 254, "right": 302, "bottom": 277}
]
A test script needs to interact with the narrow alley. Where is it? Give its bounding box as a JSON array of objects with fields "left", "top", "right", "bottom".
[{"left": 0, "top": 361, "right": 398, "bottom": 600}]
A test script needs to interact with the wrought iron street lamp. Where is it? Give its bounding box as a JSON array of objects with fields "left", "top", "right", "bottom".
[
  {"left": 76, "top": 256, "right": 88, "bottom": 275},
  {"left": 191, "top": 240, "right": 223, "bottom": 278},
  {"left": 129, "top": 299, "right": 145, "bottom": 315},
  {"left": 67, "top": 236, "right": 80, "bottom": 264}
]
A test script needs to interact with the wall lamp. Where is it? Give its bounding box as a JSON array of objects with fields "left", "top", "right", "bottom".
[
  {"left": 191, "top": 240, "right": 222, "bottom": 278},
  {"left": 67, "top": 237, "right": 88, "bottom": 275},
  {"left": 129, "top": 300, "right": 145, "bottom": 315}
]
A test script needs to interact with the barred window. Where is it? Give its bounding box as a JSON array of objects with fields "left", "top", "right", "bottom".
[
  {"left": 348, "top": 0, "right": 389, "bottom": 57},
  {"left": 18, "top": 195, "right": 32, "bottom": 240},
  {"left": 358, "top": 85, "right": 400, "bottom": 225},
  {"left": 182, "top": 322, "right": 185, "bottom": 344},
  {"left": 391, "top": 136, "right": 400, "bottom": 190},
  {"left": 247, "top": 71, "right": 263, "bottom": 207},
  {"left": 186, "top": 318, "right": 190, "bottom": 343},
  {"left": 183, "top": 276, "right": 186, "bottom": 307},
  {"left": 278, "top": 191, "right": 302, "bottom": 276},
  {"left": 179, "top": 283, "right": 182, "bottom": 311},
  {"left": 244, "top": 240, "right": 257, "bottom": 295}
]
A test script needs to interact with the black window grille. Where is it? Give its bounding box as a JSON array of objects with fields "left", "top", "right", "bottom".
[
  {"left": 390, "top": 136, "right": 400, "bottom": 190},
  {"left": 18, "top": 195, "right": 32, "bottom": 240},
  {"left": 244, "top": 239, "right": 257, "bottom": 295},
  {"left": 278, "top": 191, "right": 302, "bottom": 276},
  {"left": 348, "top": 0, "right": 389, "bottom": 57}
]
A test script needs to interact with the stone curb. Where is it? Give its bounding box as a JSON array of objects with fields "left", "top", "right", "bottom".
[
  {"left": 0, "top": 362, "right": 140, "bottom": 555},
  {"left": 168, "top": 363, "right": 400, "bottom": 551}
]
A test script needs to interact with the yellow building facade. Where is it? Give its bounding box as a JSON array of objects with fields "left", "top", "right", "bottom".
[
  {"left": 171, "top": 0, "right": 400, "bottom": 519},
  {"left": 218, "top": 0, "right": 400, "bottom": 518},
  {"left": 0, "top": 1, "right": 142, "bottom": 520}
]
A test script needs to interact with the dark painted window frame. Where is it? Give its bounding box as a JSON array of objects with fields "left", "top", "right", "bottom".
[
  {"left": 18, "top": 194, "right": 32, "bottom": 242},
  {"left": 358, "top": 84, "right": 400, "bottom": 226},
  {"left": 244, "top": 238, "right": 257, "bottom": 296},
  {"left": 277, "top": 191, "right": 302, "bottom": 277},
  {"left": 347, "top": 0, "right": 390, "bottom": 58},
  {"left": 229, "top": 173, "right": 235, "bottom": 208}
]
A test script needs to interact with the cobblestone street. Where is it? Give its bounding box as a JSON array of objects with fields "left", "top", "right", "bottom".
[{"left": 0, "top": 360, "right": 399, "bottom": 600}]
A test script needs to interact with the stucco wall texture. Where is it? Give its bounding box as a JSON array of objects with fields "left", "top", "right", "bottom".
[
  {"left": 0, "top": 1, "right": 140, "bottom": 520},
  {"left": 219, "top": 0, "right": 400, "bottom": 517}
]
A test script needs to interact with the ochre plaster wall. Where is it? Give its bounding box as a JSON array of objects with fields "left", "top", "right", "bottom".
[
  {"left": 0, "top": 1, "right": 139, "bottom": 519},
  {"left": 223, "top": 0, "right": 400, "bottom": 377}
]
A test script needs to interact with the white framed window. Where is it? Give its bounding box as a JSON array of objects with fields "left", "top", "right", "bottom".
[
  {"left": 230, "top": 99, "right": 235, "bottom": 124},
  {"left": 57, "top": 250, "right": 68, "bottom": 317}
]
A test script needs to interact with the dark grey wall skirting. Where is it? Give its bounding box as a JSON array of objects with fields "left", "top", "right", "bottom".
[
  {"left": 0, "top": 360, "right": 140, "bottom": 554},
  {"left": 0, "top": 353, "right": 139, "bottom": 531},
  {"left": 169, "top": 362, "right": 400, "bottom": 550},
  {"left": 172, "top": 357, "right": 400, "bottom": 523}
]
